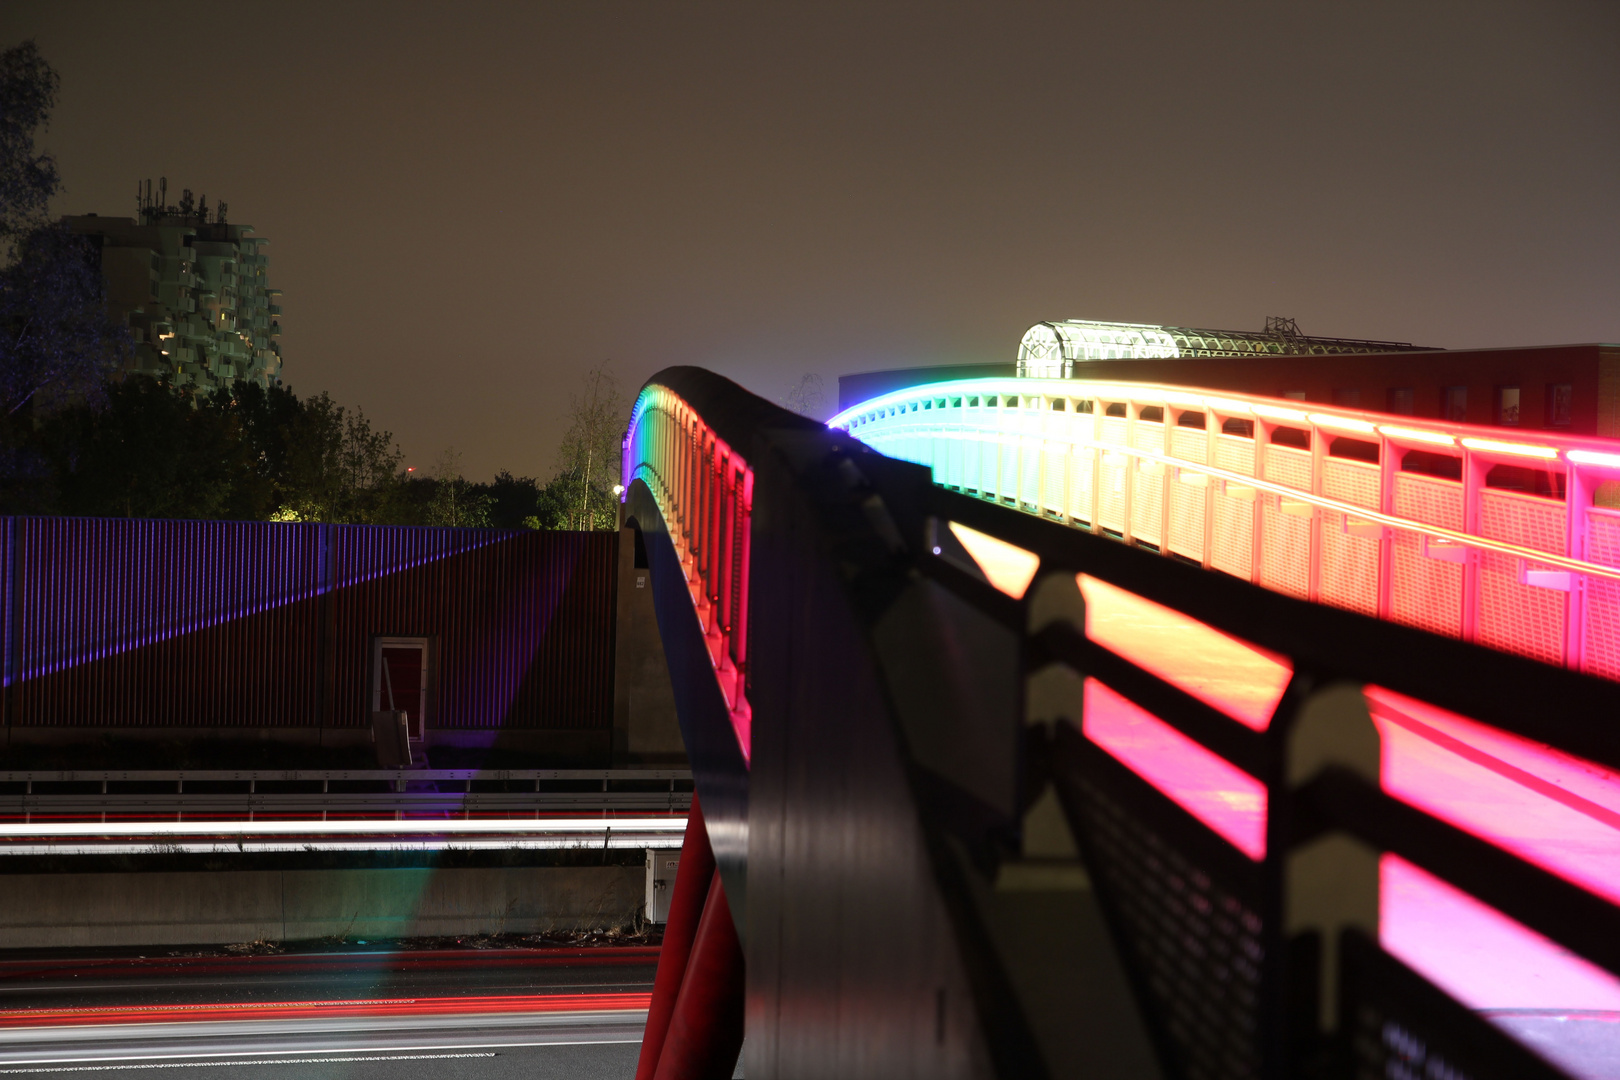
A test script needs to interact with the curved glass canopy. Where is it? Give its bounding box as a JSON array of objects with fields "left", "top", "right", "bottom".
[{"left": 1016, "top": 318, "right": 1426, "bottom": 377}]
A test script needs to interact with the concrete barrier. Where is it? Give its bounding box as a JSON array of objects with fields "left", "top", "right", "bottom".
[{"left": 0, "top": 865, "right": 644, "bottom": 949}]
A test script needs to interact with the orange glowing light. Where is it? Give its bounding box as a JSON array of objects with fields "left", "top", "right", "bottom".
[
  {"left": 948, "top": 522, "right": 1040, "bottom": 599},
  {"left": 1077, "top": 574, "right": 1292, "bottom": 731}
]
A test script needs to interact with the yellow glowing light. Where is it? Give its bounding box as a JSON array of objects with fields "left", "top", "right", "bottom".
[
  {"left": 1251, "top": 404, "right": 1309, "bottom": 424},
  {"left": 1459, "top": 437, "right": 1559, "bottom": 460},
  {"left": 1204, "top": 397, "right": 1253, "bottom": 416},
  {"left": 1308, "top": 413, "right": 1378, "bottom": 435},
  {"left": 947, "top": 521, "right": 1040, "bottom": 599},
  {"left": 1379, "top": 426, "right": 1456, "bottom": 447}
]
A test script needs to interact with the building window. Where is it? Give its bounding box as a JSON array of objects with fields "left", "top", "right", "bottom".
[
  {"left": 1283, "top": 390, "right": 1306, "bottom": 401},
  {"left": 1332, "top": 388, "right": 1361, "bottom": 407},
  {"left": 1388, "top": 388, "right": 1415, "bottom": 415},
  {"left": 1497, "top": 386, "right": 1520, "bottom": 426},
  {"left": 1547, "top": 383, "right": 1573, "bottom": 427},
  {"left": 1441, "top": 386, "right": 1467, "bottom": 423}
]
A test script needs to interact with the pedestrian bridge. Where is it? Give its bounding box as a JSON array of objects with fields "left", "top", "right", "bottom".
[{"left": 624, "top": 367, "right": 1620, "bottom": 1080}]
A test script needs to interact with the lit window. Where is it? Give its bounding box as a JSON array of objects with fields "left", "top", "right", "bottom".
[
  {"left": 1547, "top": 384, "right": 1573, "bottom": 427},
  {"left": 1497, "top": 386, "right": 1520, "bottom": 426}
]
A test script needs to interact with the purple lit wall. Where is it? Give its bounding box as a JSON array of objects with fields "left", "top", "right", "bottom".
[{"left": 0, "top": 519, "right": 616, "bottom": 735}]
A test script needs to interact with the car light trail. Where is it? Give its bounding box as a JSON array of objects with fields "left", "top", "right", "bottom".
[
  {"left": 0, "top": 817, "right": 685, "bottom": 854},
  {"left": 0, "top": 817, "right": 684, "bottom": 837}
]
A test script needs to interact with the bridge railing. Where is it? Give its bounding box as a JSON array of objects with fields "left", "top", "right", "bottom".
[
  {"left": 626, "top": 367, "right": 1620, "bottom": 1079},
  {"left": 832, "top": 377, "right": 1620, "bottom": 678},
  {"left": 624, "top": 383, "right": 755, "bottom": 759},
  {"left": 0, "top": 768, "right": 693, "bottom": 820}
]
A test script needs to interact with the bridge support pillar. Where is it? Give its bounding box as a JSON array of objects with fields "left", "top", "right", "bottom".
[
  {"left": 654, "top": 871, "right": 746, "bottom": 1080},
  {"left": 637, "top": 794, "right": 716, "bottom": 1080}
]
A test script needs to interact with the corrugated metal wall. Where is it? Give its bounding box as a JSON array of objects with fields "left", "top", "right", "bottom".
[{"left": 0, "top": 519, "right": 616, "bottom": 732}]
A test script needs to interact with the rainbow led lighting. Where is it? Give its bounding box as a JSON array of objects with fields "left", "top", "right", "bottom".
[
  {"left": 1251, "top": 404, "right": 1309, "bottom": 424},
  {"left": 1460, "top": 437, "right": 1560, "bottom": 460},
  {"left": 1309, "top": 413, "right": 1379, "bottom": 435},
  {"left": 624, "top": 382, "right": 755, "bottom": 762},
  {"left": 1379, "top": 425, "right": 1456, "bottom": 447}
]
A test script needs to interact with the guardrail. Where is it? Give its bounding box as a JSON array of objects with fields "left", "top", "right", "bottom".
[
  {"left": 0, "top": 769, "right": 693, "bottom": 821},
  {"left": 832, "top": 377, "right": 1620, "bottom": 677}
]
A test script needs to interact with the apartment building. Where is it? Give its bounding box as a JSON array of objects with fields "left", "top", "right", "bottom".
[{"left": 64, "top": 180, "right": 283, "bottom": 393}]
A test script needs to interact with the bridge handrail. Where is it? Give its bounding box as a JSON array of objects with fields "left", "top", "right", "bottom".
[
  {"left": 834, "top": 375, "right": 1620, "bottom": 676},
  {"left": 632, "top": 366, "right": 1620, "bottom": 1078}
]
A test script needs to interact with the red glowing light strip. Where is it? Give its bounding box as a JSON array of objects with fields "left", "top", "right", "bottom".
[
  {"left": 1081, "top": 678, "right": 1267, "bottom": 859},
  {"left": 625, "top": 384, "right": 754, "bottom": 762},
  {"left": 0, "top": 992, "right": 653, "bottom": 1029}
]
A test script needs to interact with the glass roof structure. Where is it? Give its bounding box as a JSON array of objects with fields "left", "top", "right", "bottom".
[{"left": 1016, "top": 318, "right": 1429, "bottom": 378}]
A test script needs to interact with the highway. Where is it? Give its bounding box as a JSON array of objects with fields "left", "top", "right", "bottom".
[{"left": 0, "top": 948, "right": 687, "bottom": 1078}]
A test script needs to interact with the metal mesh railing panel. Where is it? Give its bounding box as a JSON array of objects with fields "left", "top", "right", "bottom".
[
  {"left": 1318, "top": 512, "right": 1381, "bottom": 615},
  {"left": 1134, "top": 465, "right": 1165, "bottom": 547},
  {"left": 1072, "top": 447, "right": 1096, "bottom": 526},
  {"left": 1322, "top": 458, "right": 1381, "bottom": 510},
  {"left": 1069, "top": 773, "right": 1265, "bottom": 1080},
  {"left": 1172, "top": 426, "right": 1208, "bottom": 465},
  {"left": 1212, "top": 492, "right": 1255, "bottom": 580},
  {"left": 1169, "top": 476, "right": 1208, "bottom": 562},
  {"left": 1264, "top": 445, "right": 1312, "bottom": 491},
  {"left": 1259, "top": 495, "right": 1311, "bottom": 599},
  {"left": 1215, "top": 435, "right": 1255, "bottom": 475},
  {"left": 1476, "top": 491, "right": 1567, "bottom": 666},
  {"left": 1584, "top": 510, "right": 1620, "bottom": 679},
  {"left": 1390, "top": 477, "right": 1464, "bottom": 640}
]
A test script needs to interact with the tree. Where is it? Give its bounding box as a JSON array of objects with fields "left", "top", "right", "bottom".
[
  {"left": 0, "top": 225, "right": 127, "bottom": 415},
  {"left": 276, "top": 392, "right": 404, "bottom": 523},
  {"left": 0, "top": 42, "right": 127, "bottom": 418},
  {"left": 0, "top": 40, "right": 60, "bottom": 253},
  {"left": 484, "top": 469, "right": 565, "bottom": 530},
  {"left": 211, "top": 380, "right": 304, "bottom": 516},
  {"left": 423, "top": 447, "right": 492, "bottom": 528},
  {"left": 781, "top": 372, "right": 825, "bottom": 417},
  {"left": 554, "top": 361, "right": 624, "bottom": 531},
  {"left": 40, "top": 377, "right": 254, "bottom": 519}
]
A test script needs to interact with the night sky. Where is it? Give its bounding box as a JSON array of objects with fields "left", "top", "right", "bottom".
[{"left": 4, "top": 2, "right": 1617, "bottom": 479}]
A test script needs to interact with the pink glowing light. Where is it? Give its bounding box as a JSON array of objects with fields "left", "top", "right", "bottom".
[
  {"left": 1081, "top": 677, "right": 1267, "bottom": 859},
  {"left": 1081, "top": 662, "right": 1620, "bottom": 1015},
  {"left": 1369, "top": 687, "right": 1620, "bottom": 909},
  {"left": 1381, "top": 855, "right": 1620, "bottom": 1011}
]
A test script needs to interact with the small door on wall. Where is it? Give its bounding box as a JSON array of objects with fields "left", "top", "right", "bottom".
[{"left": 372, "top": 637, "right": 431, "bottom": 740}]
